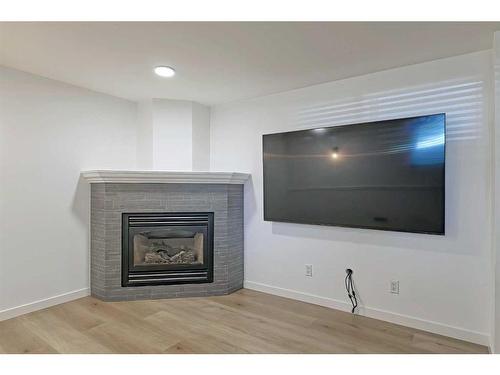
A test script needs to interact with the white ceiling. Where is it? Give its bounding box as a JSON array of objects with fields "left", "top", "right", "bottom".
[{"left": 1, "top": 22, "right": 499, "bottom": 105}]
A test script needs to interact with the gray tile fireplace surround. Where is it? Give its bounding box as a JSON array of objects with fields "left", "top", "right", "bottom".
[{"left": 83, "top": 171, "right": 249, "bottom": 301}]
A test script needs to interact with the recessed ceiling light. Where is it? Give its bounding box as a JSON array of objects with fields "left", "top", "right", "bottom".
[{"left": 154, "top": 66, "right": 175, "bottom": 78}]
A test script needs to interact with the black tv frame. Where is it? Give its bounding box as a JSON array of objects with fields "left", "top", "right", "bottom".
[{"left": 262, "top": 113, "right": 446, "bottom": 235}]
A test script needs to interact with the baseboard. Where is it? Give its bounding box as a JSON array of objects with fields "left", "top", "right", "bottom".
[
  {"left": 0, "top": 288, "right": 90, "bottom": 321},
  {"left": 244, "top": 280, "right": 489, "bottom": 347}
]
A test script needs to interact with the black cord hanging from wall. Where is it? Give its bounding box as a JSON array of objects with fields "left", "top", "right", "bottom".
[{"left": 345, "top": 269, "right": 358, "bottom": 314}]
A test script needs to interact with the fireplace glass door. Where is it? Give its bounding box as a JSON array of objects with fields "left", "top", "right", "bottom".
[
  {"left": 131, "top": 226, "right": 207, "bottom": 268},
  {"left": 122, "top": 212, "right": 214, "bottom": 286}
]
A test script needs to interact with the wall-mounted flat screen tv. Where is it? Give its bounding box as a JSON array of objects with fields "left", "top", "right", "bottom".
[{"left": 263, "top": 114, "right": 445, "bottom": 234}]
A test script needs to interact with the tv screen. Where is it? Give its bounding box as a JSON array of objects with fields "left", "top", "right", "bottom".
[{"left": 263, "top": 114, "right": 445, "bottom": 234}]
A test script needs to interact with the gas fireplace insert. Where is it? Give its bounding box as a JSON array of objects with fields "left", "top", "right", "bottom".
[{"left": 121, "top": 212, "right": 214, "bottom": 287}]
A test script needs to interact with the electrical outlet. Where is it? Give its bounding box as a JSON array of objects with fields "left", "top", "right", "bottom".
[
  {"left": 305, "top": 264, "right": 313, "bottom": 277},
  {"left": 390, "top": 280, "right": 400, "bottom": 294}
]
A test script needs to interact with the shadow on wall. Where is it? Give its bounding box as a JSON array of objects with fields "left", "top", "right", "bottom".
[
  {"left": 269, "top": 77, "right": 487, "bottom": 257},
  {"left": 244, "top": 173, "right": 257, "bottom": 246},
  {"left": 72, "top": 175, "right": 90, "bottom": 225},
  {"left": 72, "top": 175, "right": 90, "bottom": 268}
]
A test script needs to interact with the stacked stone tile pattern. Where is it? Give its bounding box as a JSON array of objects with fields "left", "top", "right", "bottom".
[{"left": 90, "top": 183, "right": 244, "bottom": 301}]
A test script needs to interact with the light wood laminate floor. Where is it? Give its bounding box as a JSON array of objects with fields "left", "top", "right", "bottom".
[{"left": 0, "top": 289, "right": 488, "bottom": 354}]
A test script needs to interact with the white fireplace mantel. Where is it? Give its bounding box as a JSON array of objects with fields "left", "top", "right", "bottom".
[{"left": 81, "top": 170, "right": 251, "bottom": 184}]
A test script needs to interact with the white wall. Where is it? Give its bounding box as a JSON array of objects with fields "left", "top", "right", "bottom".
[
  {"left": 137, "top": 100, "right": 154, "bottom": 169},
  {"left": 192, "top": 102, "right": 210, "bottom": 171},
  {"left": 0, "top": 66, "right": 137, "bottom": 317},
  {"left": 136, "top": 99, "right": 210, "bottom": 171},
  {"left": 210, "top": 50, "right": 493, "bottom": 345},
  {"left": 494, "top": 32, "right": 500, "bottom": 353},
  {"left": 152, "top": 99, "right": 194, "bottom": 171}
]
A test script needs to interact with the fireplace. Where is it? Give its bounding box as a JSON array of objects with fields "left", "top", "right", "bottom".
[
  {"left": 83, "top": 170, "right": 248, "bottom": 301},
  {"left": 122, "top": 212, "right": 214, "bottom": 287}
]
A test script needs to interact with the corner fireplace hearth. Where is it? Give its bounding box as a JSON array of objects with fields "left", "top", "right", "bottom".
[
  {"left": 122, "top": 212, "right": 214, "bottom": 287},
  {"left": 83, "top": 171, "right": 249, "bottom": 301}
]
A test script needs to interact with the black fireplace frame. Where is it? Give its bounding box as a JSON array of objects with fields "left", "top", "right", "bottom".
[{"left": 121, "top": 212, "right": 214, "bottom": 287}]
